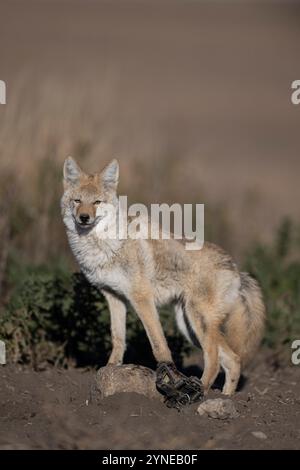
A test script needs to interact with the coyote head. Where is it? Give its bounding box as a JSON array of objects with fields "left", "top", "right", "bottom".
[{"left": 61, "top": 157, "right": 119, "bottom": 232}]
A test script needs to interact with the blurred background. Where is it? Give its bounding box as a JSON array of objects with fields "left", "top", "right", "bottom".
[{"left": 0, "top": 0, "right": 300, "bottom": 367}]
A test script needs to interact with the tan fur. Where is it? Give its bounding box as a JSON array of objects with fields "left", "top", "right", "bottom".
[{"left": 61, "top": 157, "right": 266, "bottom": 395}]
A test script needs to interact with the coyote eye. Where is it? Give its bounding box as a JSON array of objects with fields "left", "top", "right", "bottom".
[
  {"left": 73, "top": 199, "right": 81, "bottom": 204},
  {"left": 93, "top": 200, "right": 101, "bottom": 205}
]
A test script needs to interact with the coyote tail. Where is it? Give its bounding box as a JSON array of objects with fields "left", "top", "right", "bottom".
[{"left": 226, "top": 272, "right": 266, "bottom": 366}]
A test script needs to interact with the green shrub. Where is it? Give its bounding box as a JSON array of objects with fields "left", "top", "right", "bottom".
[
  {"left": 244, "top": 218, "right": 300, "bottom": 359},
  {"left": 1, "top": 218, "right": 300, "bottom": 369},
  {"left": 0, "top": 266, "right": 191, "bottom": 369}
]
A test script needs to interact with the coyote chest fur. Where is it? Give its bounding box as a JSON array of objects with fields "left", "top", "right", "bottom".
[
  {"left": 61, "top": 157, "right": 265, "bottom": 396},
  {"left": 66, "top": 227, "right": 181, "bottom": 306}
]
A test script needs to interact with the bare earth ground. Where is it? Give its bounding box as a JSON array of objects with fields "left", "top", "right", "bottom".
[{"left": 0, "top": 354, "right": 300, "bottom": 450}]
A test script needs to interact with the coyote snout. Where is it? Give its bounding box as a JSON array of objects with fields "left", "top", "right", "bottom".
[{"left": 73, "top": 200, "right": 98, "bottom": 228}]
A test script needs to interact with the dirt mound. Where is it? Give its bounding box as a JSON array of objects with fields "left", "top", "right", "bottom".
[{"left": 0, "top": 355, "right": 300, "bottom": 449}]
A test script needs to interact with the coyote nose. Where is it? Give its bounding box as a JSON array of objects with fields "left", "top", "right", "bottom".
[{"left": 79, "top": 213, "right": 90, "bottom": 224}]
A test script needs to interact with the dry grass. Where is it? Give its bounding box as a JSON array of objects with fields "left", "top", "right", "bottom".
[
  {"left": 1, "top": 0, "right": 300, "bottom": 290},
  {"left": 0, "top": 76, "right": 202, "bottom": 268},
  {"left": 0, "top": 77, "right": 242, "bottom": 282}
]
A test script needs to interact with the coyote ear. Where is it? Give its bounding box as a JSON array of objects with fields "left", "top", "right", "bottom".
[
  {"left": 63, "top": 157, "right": 83, "bottom": 185},
  {"left": 101, "top": 159, "right": 119, "bottom": 190}
]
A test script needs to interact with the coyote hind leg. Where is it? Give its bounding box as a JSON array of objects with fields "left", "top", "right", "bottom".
[
  {"left": 218, "top": 336, "right": 241, "bottom": 395},
  {"left": 183, "top": 299, "right": 241, "bottom": 395},
  {"left": 183, "top": 300, "right": 220, "bottom": 393}
]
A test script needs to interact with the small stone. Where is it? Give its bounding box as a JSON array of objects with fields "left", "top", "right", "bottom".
[
  {"left": 95, "top": 364, "right": 160, "bottom": 400},
  {"left": 251, "top": 431, "right": 267, "bottom": 440},
  {"left": 197, "top": 398, "right": 239, "bottom": 420}
]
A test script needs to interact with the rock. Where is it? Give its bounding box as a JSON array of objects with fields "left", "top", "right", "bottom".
[
  {"left": 197, "top": 398, "right": 239, "bottom": 420},
  {"left": 95, "top": 364, "right": 161, "bottom": 400},
  {"left": 251, "top": 431, "right": 267, "bottom": 440}
]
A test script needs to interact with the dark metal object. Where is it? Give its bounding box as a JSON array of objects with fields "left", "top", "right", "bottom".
[{"left": 156, "top": 362, "right": 203, "bottom": 411}]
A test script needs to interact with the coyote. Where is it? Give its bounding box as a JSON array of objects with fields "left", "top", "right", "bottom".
[{"left": 61, "top": 157, "right": 265, "bottom": 395}]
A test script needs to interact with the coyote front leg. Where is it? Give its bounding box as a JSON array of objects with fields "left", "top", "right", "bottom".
[
  {"left": 131, "top": 290, "right": 173, "bottom": 364},
  {"left": 103, "top": 291, "right": 127, "bottom": 365}
]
